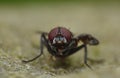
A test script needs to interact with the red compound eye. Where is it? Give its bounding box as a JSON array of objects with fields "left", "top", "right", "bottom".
[{"left": 48, "top": 27, "right": 73, "bottom": 43}]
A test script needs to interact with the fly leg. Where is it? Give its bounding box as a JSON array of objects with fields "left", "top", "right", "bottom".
[{"left": 22, "top": 33, "right": 47, "bottom": 63}]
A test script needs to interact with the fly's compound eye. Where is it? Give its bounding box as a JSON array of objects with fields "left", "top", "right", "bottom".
[{"left": 53, "top": 36, "right": 67, "bottom": 44}]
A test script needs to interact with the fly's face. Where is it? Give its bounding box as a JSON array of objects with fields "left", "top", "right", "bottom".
[
  {"left": 48, "top": 27, "right": 73, "bottom": 49},
  {"left": 52, "top": 35, "right": 68, "bottom": 49},
  {"left": 53, "top": 36, "right": 67, "bottom": 44}
]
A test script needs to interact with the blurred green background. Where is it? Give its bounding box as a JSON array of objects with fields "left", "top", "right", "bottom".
[
  {"left": 0, "top": 0, "right": 119, "bottom": 4},
  {"left": 0, "top": 0, "right": 120, "bottom": 78}
]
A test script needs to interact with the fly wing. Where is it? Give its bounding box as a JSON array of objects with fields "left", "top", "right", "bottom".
[
  {"left": 35, "top": 31, "right": 48, "bottom": 35},
  {"left": 76, "top": 33, "right": 99, "bottom": 45}
]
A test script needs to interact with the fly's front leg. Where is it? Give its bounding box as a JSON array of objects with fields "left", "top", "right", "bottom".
[
  {"left": 76, "top": 45, "right": 92, "bottom": 69},
  {"left": 84, "top": 44, "right": 92, "bottom": 69},
  {"left": 63, "top": 44, "right": 92, "bottom": 69},
  {"left": 22, "top": 33, "right": 47, "bottom": 63},
  {"left": 76, "top": 34, "right": 99, "bottom": 45}
]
